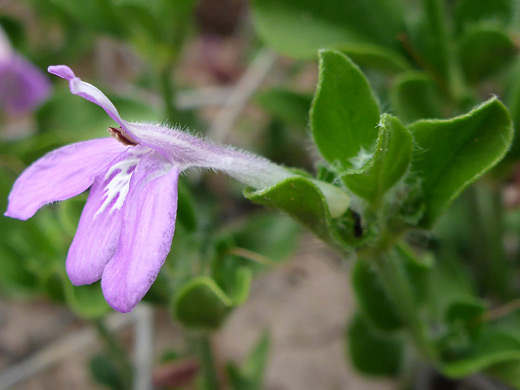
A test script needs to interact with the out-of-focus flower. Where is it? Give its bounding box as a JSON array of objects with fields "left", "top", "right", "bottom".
[
  {"left": 5, "top": 65, "right": 349, "bottom": 313},
  {"left": 0, "top": 28, "right": 50, "bottom": 116}
]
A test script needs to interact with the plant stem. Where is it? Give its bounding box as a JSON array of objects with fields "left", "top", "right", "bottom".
[
  {"left": 94, "top": 319, "right": 134, "bottom": 389},
  {"left": 197, "top": 334, "right": 220, "bottom": 390},
  {"left": 372, "top": 253, "right": 438, "bottom": 362},
  {"left": 469, "top": 184, "right": 511, "bottom": 299}
]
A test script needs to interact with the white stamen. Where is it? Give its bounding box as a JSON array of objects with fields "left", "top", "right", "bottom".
[{"left": 95, "top": 150, "right": 145, "bottom": 217}]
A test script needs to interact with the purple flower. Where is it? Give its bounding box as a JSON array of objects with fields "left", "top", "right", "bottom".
[
  {"left": 0, "top": 28, "right": 50, "bottom": 116},
  {"left": 5, "top": 65, "right": 349, "bottom": 313}
]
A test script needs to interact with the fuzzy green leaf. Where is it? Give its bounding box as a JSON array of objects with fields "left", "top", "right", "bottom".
[
  {"left": 346, "top": 313, "right": 404, "bottom": 377},
  {"left": 173, "top": 277, "right": 232, "bottom": 330},
  {"left": 311, "top": 50, "right": 380, "bottom": 170},
  {"left": 351, "top": 260, "right": 403, "bottom": 331},
  {"left": 343, "top": 114, "right": 412, "bottom": 203},
  {"left": 409, "top": 98, "right": 513, "bottom": 227},
  {"left": 441, "top": 330, "right": 520, "bottom": 378}
]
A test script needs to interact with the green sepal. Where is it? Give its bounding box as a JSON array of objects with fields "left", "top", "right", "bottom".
[
  {"left": 244, "top": 176, "right": 366, "bottom": 251},
  {"left": 408, "top": 98, "right": 513, "bottom": 227}
]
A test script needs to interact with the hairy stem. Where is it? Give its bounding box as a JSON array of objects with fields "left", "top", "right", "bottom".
[
  {"left": 94, "top": 319, "right": 134, "bottom": 389},
  {"left": 372, "top": 252, "right": 437, "bottom": 362},
  {"left": 197, "top": 334, "right": 220, "bottom": 390}
]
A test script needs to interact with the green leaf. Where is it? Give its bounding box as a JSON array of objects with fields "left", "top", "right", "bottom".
[
  {"left": 89, "top": 353, "right": 125, "bottom": 390},
  {"left": 408, "top": 98, "right": 513, "bottom": 227},
  {"left": 227, "top": 331, "right": 271, "bottom": 390},
  {"left": 252, "top": 0, "right": 405, "bottom": 59},
  {"left": 245, "top": 176, "right": 362, "bottom": 250},
  {"left": 454, "top": 0, "right": 513, "bottom": 35},
  {"left": 390, "top": 72, "right": 444, "bottom": 123},
  {"left": 311, "top": 50, "right": 380, "bottom": 170},
  {"left": 408, "top": 0, "right": 451, "bottom": 81},
  {"left": 173, "top": 277, "right": 232, "bottom": 330},
  {"left": 177, "top": 180, "right": 197, "bottom": 232},
  {"left": 506, "top": 58, "right": 520, "bottom": 159},
  {"left": 487, "top": 360, "right": 520, "bottom": 389},
  {"left": 340, "top": 44, "right": 411, "bottom": 74},
  {"left": 63, "top": 279, "right": 110, "bottom": 319},
  {"left": 458, "top": 27, "right": 517, "bottom": 83},
  {"left": 396, "top": 244, "right": 433, "bottom": 302},
  {"left": 343, "top": 114, "right": 412, "bottom": 203},
  {"left": 346, "top": 313, "right": 404, "bottom": 377},
  {"left": 256, "top": 89, "right": 312, "bottom": 128},
  {"left": 351, "top": 259, "right": 403, "bottom": 331},
  {"left": 440, "top": 329, "right": 520, "bottom": 378}
]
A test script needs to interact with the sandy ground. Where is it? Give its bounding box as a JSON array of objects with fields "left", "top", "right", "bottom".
[{"left": 0, "top": 236, "right": 395, "bottom": 390}]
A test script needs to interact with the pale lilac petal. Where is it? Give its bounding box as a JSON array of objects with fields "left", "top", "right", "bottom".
[
  {"left": 0, "top": 55, "right": 51, "bottom": 115},
  {"left": 101, "top": 154, "right": 179, "bottom": 313},
  {"left": 48, "top": 65, "right": 130, "bottom": 134},
  {"left": 5, "top": 138, "right": 126, "bottom": 220},
  {"left": 65, "top": 148, "right": 142, "bottom": 285}
]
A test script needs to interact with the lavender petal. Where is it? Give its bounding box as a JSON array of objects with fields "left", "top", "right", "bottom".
[
  {"left": 5, "top": 138, "right": 126, "bottom": 220},
  {"left": 48, "top": 65, "right": 131, "bottom": 136},
  {"left": 101, "top": 154, "right": 179, "bottom": 313}
]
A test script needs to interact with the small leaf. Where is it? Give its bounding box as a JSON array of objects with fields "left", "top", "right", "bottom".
[
  {"left": 409, "top": 98, "right": 513, "bottom": 227},
  {"left": 346, "top": 313, "right": 404, "bottom": 377},
  {"left": 390, "top": 72, "right": 444, "bottom": 123},
  {"left": 506, "top": 58, "right": 520, "bottom": 159},
  {"left": 487, "top": 360, "right": 520, "bottom": 389},
  {"left": 440, "top": 329, "right": 520, "bottom": 378},
  {"left": 340, "top": 44, "right": 411, "bottom": 74},
  {"left": 227, "top": 331, "right": 271, "bottom": 390},
  {"left": 311, "top": 50, "right": 380, "bottom": 170},
  {"left": 343, "top": 114, "right": 412, "bottom": 203},
  {"left": 454, "top": 0, "right": 513, "bottom": 35},
  {"left": 351, "top": 259, "right": 403, "bottom": 331},
  {"left": 89, "top": 353, "right": 125, "bottom": 390},
  {"left": 252, "top": 0, "right": 405, "bottom": 59},
  {"left": 458, "top": 27, "right": 517, "bottom": 83},
  {"left": 173, "top": 277, "right": 232, "bottom": 330},
  {"left": 63, "top": 279, "right": 110, "bottom": 319}
]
